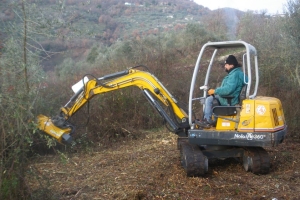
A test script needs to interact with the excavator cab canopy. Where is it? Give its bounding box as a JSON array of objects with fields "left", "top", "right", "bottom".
[{"left": 188, "top": 41, "right": 259, "bottom": 126}]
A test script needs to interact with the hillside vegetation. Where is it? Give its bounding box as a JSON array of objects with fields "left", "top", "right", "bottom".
[
  {"left": 0, "top": 0, "right": 300, "bottom": 199},
  {"left": 1, "top": 0, "right": 241, "bottom": 69}
]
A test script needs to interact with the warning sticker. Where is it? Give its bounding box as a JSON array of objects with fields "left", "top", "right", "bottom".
[
  {"left": 246, "top": 104, "right": 251, "bottom": 113},
  {"left": 256, "top": 105, "right": 266, "bottom": 115},
  {"left": 222, "top": 122, "right": 231, "bottom": 127}
]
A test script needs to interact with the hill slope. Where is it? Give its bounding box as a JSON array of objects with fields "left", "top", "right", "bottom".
[{"left": 0, "top": 0, "right": 244, "bottom": 68}]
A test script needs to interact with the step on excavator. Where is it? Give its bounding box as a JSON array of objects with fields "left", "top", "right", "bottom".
[{"left": 38, "top": 41, "right": 287, "bottom": 177}]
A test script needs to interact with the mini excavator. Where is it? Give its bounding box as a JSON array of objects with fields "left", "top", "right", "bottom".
[{"left": 38, "top": 41, "right": 287, "bottom": 177}]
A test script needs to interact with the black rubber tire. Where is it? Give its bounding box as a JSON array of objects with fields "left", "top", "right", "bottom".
[
  {"left": 180, "top": 143, "right": 208, "bottom": 177},
  {"left": 243, "top": 147, "right": 270, "bottom": 175}
]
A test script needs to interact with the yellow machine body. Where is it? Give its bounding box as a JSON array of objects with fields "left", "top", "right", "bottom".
[
  {"left": 215, "top": 116, "right": 237, "bottom": 131},
  {"left": 215, "top": 96, "right": 285, "bottom": 132},
  {"left": 238, "top": 96, "right": 285, "bottom": 132}
]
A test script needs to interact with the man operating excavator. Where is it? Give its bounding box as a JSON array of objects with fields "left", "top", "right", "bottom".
[{"left": 196, "top": 55, "right": 248, "bottom": 128}]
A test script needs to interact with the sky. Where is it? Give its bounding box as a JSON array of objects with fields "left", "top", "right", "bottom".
[{"left": 193, "top": 0, "right": 288, "bottom": 14}]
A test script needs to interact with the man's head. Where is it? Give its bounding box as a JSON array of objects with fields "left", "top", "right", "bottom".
[{"left": 224, "top": 55, "right": 238, "bottom": 72}]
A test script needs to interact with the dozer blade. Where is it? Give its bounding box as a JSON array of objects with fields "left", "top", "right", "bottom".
[{"left": 37, "top": 115, "right": 72, "bottom": 143}]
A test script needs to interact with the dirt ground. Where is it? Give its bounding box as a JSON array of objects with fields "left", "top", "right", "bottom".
[{"left": 26, "top": 130, "right": 300, "bottom": 200}]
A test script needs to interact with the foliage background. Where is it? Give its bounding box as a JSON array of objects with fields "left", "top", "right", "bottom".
[{"left": 0, "top": 0, "right": 299, "bottom": 199}]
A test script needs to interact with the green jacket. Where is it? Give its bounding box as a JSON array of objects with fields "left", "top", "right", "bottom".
[{"left": 215, "top": 67, "right": 247, "bottom": 106}]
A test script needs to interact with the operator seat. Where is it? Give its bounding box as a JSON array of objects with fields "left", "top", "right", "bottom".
[{"left": 212, "top": 84, "right": 247, "bottom": 117}]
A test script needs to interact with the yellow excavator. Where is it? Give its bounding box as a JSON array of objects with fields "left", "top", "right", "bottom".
[{"left": 38, "top": 41, "right": 287, "bottom": 177}]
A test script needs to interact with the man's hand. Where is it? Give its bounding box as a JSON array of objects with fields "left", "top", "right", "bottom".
[{"left": 208, "top": 89, "right": 215, "bottom": 95}]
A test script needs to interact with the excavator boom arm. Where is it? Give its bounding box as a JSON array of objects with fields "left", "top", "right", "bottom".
[{"left": 38, "top": 68, "right": 189, "bottom": 143}]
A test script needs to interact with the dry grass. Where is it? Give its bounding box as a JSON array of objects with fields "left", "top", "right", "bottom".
[{"left": 26, "top": 130, "right": 300, "bottom": 200}]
